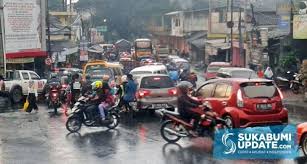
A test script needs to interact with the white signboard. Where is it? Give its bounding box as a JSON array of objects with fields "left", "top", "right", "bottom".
[{"left": 3, "top": 0, "right": 42, "bottom": 53}]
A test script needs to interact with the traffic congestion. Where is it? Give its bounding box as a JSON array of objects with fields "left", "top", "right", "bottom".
[
  {"left": 1, "top": 0, "right": 307, "bottom": 163},
  {"left": 1, "top": 37, "right": 307, "bottom": 163}
]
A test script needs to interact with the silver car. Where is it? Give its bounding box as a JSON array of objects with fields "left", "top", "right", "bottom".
[{"left": 135, "top": 74, "right": 177, "bottom": 111}]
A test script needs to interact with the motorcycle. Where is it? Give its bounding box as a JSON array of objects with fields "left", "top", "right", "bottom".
[
  {"left": 275, "top": 71, "right": 295, "bottom": 89},
  {"left": 48, "top": 82, "right": 61, "bottom": 114},
  {"left": 157, "top": 102, "right": 230, "bottom": 143},
  {"left": 65, "top": 96, "right": 120, "bottom": 133},
  {"left": 290, "top": 73, "right": 304, "bottom": 94}
]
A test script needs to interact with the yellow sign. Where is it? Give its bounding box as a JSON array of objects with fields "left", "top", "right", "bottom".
[{"left": 293, "top": 15, "right": 307, "bottom": 39}]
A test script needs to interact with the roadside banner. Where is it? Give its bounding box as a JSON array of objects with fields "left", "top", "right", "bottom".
[
  {"left": 213, "top": 124, "right": 298, "bottom": 159},
  {"left": 293, "top": 15, "right": 307, "bottom": 39}
]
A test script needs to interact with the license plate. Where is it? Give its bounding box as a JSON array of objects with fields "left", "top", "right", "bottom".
[
  {"left": 73, "top": 82, "right": 81, "bottom": 90},
  {"left": 290, "top": 83, "right": 293, "bottom": 88},
  {"left": 257, "top": 104, "right": 272, "bottom": 110},
  {"left": 152, "top": 104, "right": 168, "bottom": 109}
]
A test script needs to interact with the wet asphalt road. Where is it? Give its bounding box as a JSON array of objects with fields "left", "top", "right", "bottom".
[
  {"left": 1, "top": 71, "right": 307, "bottom": 164},
  {"left": 0, "top": 106, "right": 307, "bottom": 164}
]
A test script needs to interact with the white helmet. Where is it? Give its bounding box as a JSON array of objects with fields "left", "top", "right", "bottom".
[{"left": 121, "top": 75, "right": 128, "bottom": 83}]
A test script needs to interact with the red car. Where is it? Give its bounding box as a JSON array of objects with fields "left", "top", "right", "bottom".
[
  {"left": 204, "top": 62, "right": 231, "bottom": 80},
  {"left": 297, "top": 123, "right": 307, "bottom": 155},
  {"left": 194, "top": 78, "right": 288, "bottom": 128}
]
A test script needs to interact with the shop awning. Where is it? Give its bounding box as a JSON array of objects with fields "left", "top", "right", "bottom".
[{"left": 6, "top": 50, "right": 47, "bottom": 59}]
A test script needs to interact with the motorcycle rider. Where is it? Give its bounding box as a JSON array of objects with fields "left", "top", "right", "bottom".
[
  {"left": 70, "top": 73, "right": 81, "bottom": 104},
  {"left": 177, "top": 82, "right": 217, "bottom": 135},
  {"left": 81, "top": 75, "right": 92, "bottom": 96}
]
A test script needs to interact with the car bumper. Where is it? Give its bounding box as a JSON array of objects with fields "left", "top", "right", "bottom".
[
  {"left": 137, "top": 97, "right": 177, "bottom": 110},
  {"left": 235, "top": 108, "right": 288, "bottom": 128}
]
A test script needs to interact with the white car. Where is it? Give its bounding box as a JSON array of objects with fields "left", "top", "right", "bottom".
[
  {"left": 130, "top": 65, "right": 168, "bottom": 79},
  {"left": 5, "top": 70, "right": 47, "bottom": 103}
]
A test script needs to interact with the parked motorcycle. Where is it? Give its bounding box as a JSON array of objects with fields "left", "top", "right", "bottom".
[
  {"left": 157, "top": 103, "right": 230, "bottom": 143},
  {"left": 65, "top": 96, "right": 120, "bottom": 133},
  {"left": 275, "top": 71, "right": 295, "bottom": 89},
  {"left": 290, "top": 73, "right": 304, "bottom": 94}
]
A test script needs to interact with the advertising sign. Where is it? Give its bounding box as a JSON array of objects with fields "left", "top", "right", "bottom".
[
  {"left": 277, "top": 3, "right": 291, "bottom": 34},
  {"left": 3, "top": 0, "right": 42, "bottom": 53},
  {"left": 293, "top": 15, "right": 307, "bottom": 39}
]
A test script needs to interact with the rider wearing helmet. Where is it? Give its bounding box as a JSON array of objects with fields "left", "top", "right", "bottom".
[{"left": 177, "top": 82, "right": 203, "bottom": 130}]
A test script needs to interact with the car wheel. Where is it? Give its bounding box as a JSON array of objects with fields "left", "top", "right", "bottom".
[
  {"left": 11, "top": 87, "right": 23, "bottom": 103},
  {"left": 223, "top": 115, "right": 234, "bottom": 129},
  {"left": 302, "top": 134, "right": 307, "bottom": 156}
]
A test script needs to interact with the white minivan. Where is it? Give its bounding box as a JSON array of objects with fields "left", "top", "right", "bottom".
[{"left": 130, "top": 65, "right": 168, "bottom": 79}]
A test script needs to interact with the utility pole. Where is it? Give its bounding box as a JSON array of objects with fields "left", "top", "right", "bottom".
[
  {"left": 239, "top": 8, "right": 243, "bottom": 58},
  {"left": 230, "top": 0, "right": 234, "bottom": 63},
  {"left": 47, "top": 0, "right": 51, "bottom": 58}
]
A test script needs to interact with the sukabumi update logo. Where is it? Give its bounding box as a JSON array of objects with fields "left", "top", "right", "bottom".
[{"left": 214, "top": 125, "right": 298, "bottom": 159}]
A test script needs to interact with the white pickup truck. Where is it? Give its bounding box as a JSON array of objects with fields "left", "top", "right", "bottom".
[{"left": 5, "top": 70, "right": 47, "bottom": 103}]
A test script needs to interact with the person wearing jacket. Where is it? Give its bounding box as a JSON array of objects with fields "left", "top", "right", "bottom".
[
  {"left": 177, "top": 83, "right": 202, "bottom": 130},
  {"left": 123, "top": 74, "right": 137, "bottom": 111},
  {"left": 81, "top": 75, "right": 92, "bottom": 96}
]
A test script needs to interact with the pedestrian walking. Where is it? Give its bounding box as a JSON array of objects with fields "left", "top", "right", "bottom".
[
  {"left": 27, "top": 80, "right": 38, "bottom": 113},
  {"left": 123, "top": 74, "right": 137, "bottom": 111}
]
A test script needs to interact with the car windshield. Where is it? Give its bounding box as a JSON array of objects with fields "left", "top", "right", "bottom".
[
  {"left": 85, "top": 65, "right": 113, "bottom": 81},
  {"left": 207, "top": 66, "right": 222, "bottom": 73},
  {"left": 231, "top": 70, "right": 258, "bottom": 78},
  {"left": 140, "top": 76, "right": 174, "bottom": 89},
  {"left": 241, "top": 82, "right": 277, "bottom": 98}
]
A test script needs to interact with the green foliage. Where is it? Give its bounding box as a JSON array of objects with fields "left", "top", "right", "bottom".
[{"left": 280, "top": 51, "right": 298, "bottom": 69}]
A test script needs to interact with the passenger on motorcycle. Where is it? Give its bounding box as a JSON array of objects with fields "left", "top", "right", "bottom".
[
  {"left": 177, "top": 82, "right": 217, "bottom": 131},
  {"left": 99, "top": 75, "right": 115, "bottom": 121}
]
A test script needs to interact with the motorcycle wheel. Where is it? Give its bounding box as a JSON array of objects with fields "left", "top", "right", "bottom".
[
  {"left": 66, "top": 117, "right": 82, "bottom": 133},
  {"left": 292, "top": 84, "right": 300, "bottom": 94},
  {"left": 160, "top": 120, "right": 181, "bottom": 143},
  {"left": 302, "top": 134, "right": 307, "bottom": 156},
  {"left": 106, "top": 113, "right": 119, "bottom": 129}
]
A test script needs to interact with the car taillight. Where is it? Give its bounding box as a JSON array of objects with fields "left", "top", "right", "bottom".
[
  {"left": 136, "top": 89, "right": 151, "bottom": 99},
  {"left": 168, "top": 88, "right": 177, "bottom": 96},
  {"left": 277, "top": 88, "right": 284, "bottom": 100},
  {"left": 237, "top": 89, "right": 244, "bottom": 108}
]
